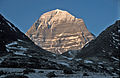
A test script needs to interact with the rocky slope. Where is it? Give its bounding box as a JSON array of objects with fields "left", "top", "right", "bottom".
[
  {"left": 62, "top": 20, "right": 120, "bottom": 75},
  {"left": 26, "top": 9, "right": 95, "bottom": 54},
  {"left": 0, "top": 14, "right": 69, "bottom": 70}
]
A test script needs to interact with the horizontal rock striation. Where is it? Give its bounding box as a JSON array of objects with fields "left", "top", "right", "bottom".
[{"left": 26, "top": 9, "right": 95, "bottom": 54}]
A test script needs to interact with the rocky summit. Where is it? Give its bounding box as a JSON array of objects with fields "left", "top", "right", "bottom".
[{"left": 26, "top": 9, "right": 95, "bottom": 54}]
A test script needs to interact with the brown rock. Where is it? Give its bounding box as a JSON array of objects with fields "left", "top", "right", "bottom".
[{"left": 26, "top": 9, "right": 95, "bottom": 54}]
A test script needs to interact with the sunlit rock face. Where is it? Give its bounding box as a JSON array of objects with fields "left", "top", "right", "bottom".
[{"left": 26, "top": 9, "right": 95, "bottom": 54}]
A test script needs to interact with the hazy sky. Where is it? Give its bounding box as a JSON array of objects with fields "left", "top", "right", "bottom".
[{"left": 0, "top": 0, "right": 119, "bottom": 36}]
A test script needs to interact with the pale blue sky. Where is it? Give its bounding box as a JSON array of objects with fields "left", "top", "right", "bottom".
[{"left": 0, "top": 0, "right": 119, "bottom": 36}]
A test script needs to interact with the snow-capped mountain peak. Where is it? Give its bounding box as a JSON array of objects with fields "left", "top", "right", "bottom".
[{"left": 26, "top": 9, "right": 95, "bottom": 54}]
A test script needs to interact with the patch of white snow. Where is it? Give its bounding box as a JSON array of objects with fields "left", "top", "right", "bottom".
[
  {"left": 58, "top": 62, "right": 70, "bottom": 67},
  {"left": 118, "top": 30, "right": 120, "bottom": 33},
  {"left": 75, "top": 58, "right": 82, "bottom": 61},
  {"left": 6, "top": 41, "right": 17, "bottom": 47},
  {"left": 14, "top": 52, "right": 26, "bottom": 56},
  {"left": 111, "top": 57, "right": 119, "bottom": 61},
  {"left": 84, "top": 60, "right": 93, "bottom": 64}
]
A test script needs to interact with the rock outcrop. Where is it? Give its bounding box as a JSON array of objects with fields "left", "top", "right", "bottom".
[{"left": 26, "top": 9, "right": 95, "bottom": 54}]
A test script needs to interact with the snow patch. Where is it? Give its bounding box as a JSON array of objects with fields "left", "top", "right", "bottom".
[
  {"left": 107, "top": 67, "right": 114, "bottom": 70},
  {"left": 17, "top": 39, "right": 24, "bottom": 42},
  {"left": 68, "top": 51, "right": 72, "bottom": 56},
  {"left": 116, "top": 46, "right": 118, "bottom": 49},
  {"left": 113, "top": 40, "right": 116, "bottom": 43},
  {"left": 18, "top": 46, "right": 28, "bottom": 51},
  {"left": 113, "top": 37, "right": 119, "bottom": 42},
  {"left": 28, "top": 55, "right": 32, "bottom": 57},
  {"left": 6, "top": 48, "right": 10, "bottom": 52},
  {"left": 6, "top": 46, "right": 27, "bottom": 51},
  {"left": 98, "top": 65, "right": 103, "bottom": 68},
  {"left": 112, "top": 32, "right": 119, "bottom": 37},
  {"left": 58, "top": 62, "right": 70, "bottom": 67},
  {"left": 0, "top": 30, "right": 3, "bottom": 32},
  {"left": 98, "top": 62, "right": 103, "bottom": 65},
  {"left": 111, "top": 57, "right": 119, "bottom": 61},
  {"left": 14, "top": 52, "right": 26, "bottom": 56},
  {"left": 52, "top": 54, "right": 56, "bottom": 57},
  {"left": 84, "top": 60, "right": 93, "bottom": 64},
  {"left": 102, "top": 50, "right": 105, "bottom": 52},
  {"left": 55, "top": 9, "right": 64, "bottom": 13},
  {"left": 6, "top": 41, "right": 18, "bottom": 47},
  {"left": 118, "top": 30, "right": 120, "bottom": 33},
  {"left": 75, "top": 58, "right": 82, "bottom": 61},
  {"left": 6, "top": 41, "right": 28, "bottom": 51},
  {"left": 62, "top": 56, "right": 73, "bottom": 60},
  {"left": 67, "top": 57, "right": 73, "bottom": 60}
]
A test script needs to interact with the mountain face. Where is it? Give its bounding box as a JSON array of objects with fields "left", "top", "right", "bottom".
[
  {"left": 26, "top": 9, "right": 95, "bottom": 54},
  {"left": 0, "top": 14, "right": 69, "bottom": 70},
  {"left": 66, "top": 20, "right": 119, "bottom": 75}
]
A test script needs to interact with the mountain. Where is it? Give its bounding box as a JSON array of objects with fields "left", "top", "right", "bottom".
[
  {"left": 66, "top": 20, "right": 119, "bottom": 75},
  {"left": 26, "top": 9, "right": 95, "bottom": 54},
  {"left": 0, "top": 14, "right": 68, "bottom": 70},
  {"left": 0, "top": 14, "right": 119, "bottom": 77}
]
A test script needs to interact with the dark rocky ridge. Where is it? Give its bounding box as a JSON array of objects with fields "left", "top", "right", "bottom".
[
  {"left": 0, "top": 14, "right": 69, "bottom": 70},
  {"left": 76, "top": 20, "right": 119, "bottom": 58},
  {"left": 68, "top": 20, "right": 120, "bottom": 75},
  {"left": 26, "top": 9, "right": 95, "bottom": 54}
]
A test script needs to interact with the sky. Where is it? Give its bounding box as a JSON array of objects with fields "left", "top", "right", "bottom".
[{"left": 0, "top": 0, "right": 119, "bottom": 36}]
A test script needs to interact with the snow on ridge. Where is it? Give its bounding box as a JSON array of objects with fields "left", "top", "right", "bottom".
[
  {"left": 84, "top": 43, "right": 89, "bottom": 48},
  {"left": 6, "top": 21, "right": 16, "bottom": 32}
]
